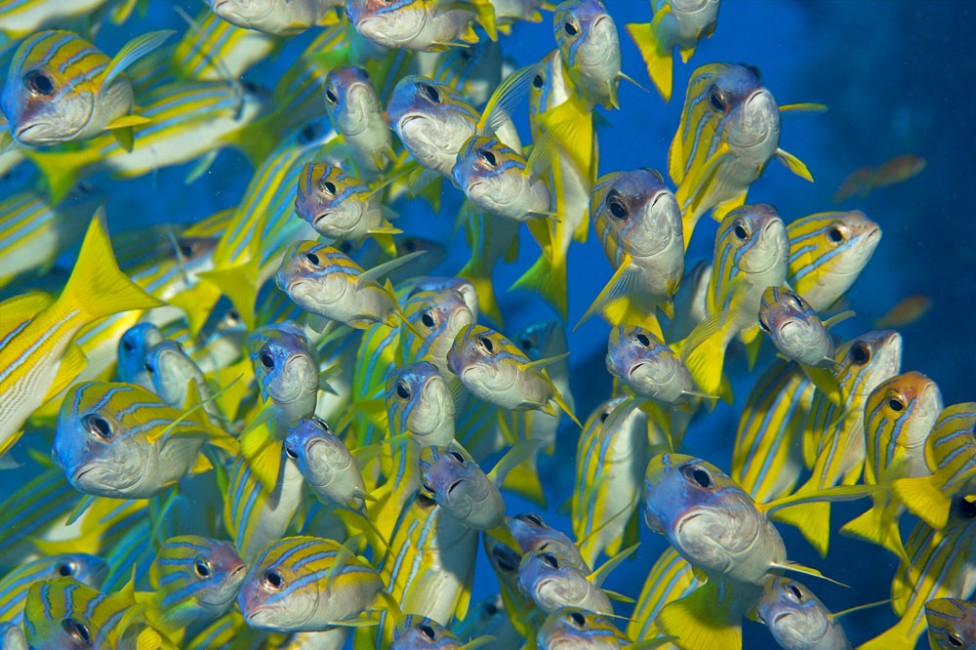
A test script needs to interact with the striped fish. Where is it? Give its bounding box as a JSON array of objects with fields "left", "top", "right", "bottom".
[
  {"left": 353, "top": 321, "right": 402, "bottom": 447},
  {"left": 754, "top": 578, "right": 851, "bottom": 650},
  {"left": 840, "top": 371, "right": 942, "bottom": 559},
  {"left": 116, "top": 323, "right": 163, "bottom": 391},
  {"left": 323, "top": 66, "right": 394, "bottom": 177},
  {"left": 785, "top": 210, "right": 882, "bottom": 313},
  {"left": 450, "top": 594, "right": 522, "bottom": 649},
  {"left": 246, "top": 323, "right": 319, "bottom": 432},
  {"left": 393, "top": 615, "right": 466, "bottom": 649},
  {"left": 859, "top": 498, "right": 976, "bottom": 650},
  {"left": 0, "top": 555, "right": 107, "bottom": 625},
  {"left": 238, "top": 535, "right": 385, "bottom": 632},
  {"left": 553, "top": 0, "right": 626, "bottom": 110},
  {"left": 346, "top": 0, "right": 490, "bottom": 52},
  {"left": 627, "top": 547, "right": 699, "bottom": 643},
  {"left": 294, "top": 162, "right": 397, "bottom": 245},
  {"left": 606, "top": 325, "right": 698, "bottom": 409},
  {"left": 772, "top": 331, "right": 902, "bottom": 557},
  {"left": 538, "top": 607, "right": 632, "bottom": 649},
  {"left": 892, "top": 402, "right": 976, "bottom": 530},
  {"left": 432, "top": 38, "right": 502, "bottom": 106},
  {"left": 387, "top": 361, "right": 456, "bottom": 448},
  {"left": 145, "top": 340, "right": 223, "bottom": 426},
  {"left": 399, "top": 288, "right": 475, "bottom": 375},
  {"left": 185, "top": 611, "right": 250, "bottom": 649},
  {"left": 0, "top": 184, "right": 103, "bottom": 288},
  {"left": 0, "top": 0, "right": 124, "bottom": 38},
  {"left": 669, "top": 63, "right": 812, "bottom": 246},
  {"left": 0, "top": 212, "right": 163, "bottom": 457},
  {"left": 0, "top": 467, "right": 82, "bottom": 568},
  {"left": 172, "top": 10, "right": 277, "bottom": 81},
  {"left": 517, "top": 547, "right": 613, "bottom": 615},
  {"left": 572, "top": 397, "right": 655, "bottom": 567},
  {"left": 507, "top": 513, "right": 589, "bottom": 573},
  {"left": 456, "top": 202, "right": 521, "bottom": 328},
  {"left": 1, "top": 29, "right": 172, "bottom": 148},
  {"left": 284, "top": 417, "right": 368, "bottom": 510},
  {"left": 926, "top": 598, "right": 976, "bottom": 650},
  {"left": 208, "top": 0, "right": 340, "bottom": 36},
  {"left": 482, "top": 535, "right": 544, "bottom": 643},
  {"left": 98, "top": 518, "right": 153, "bottom": 594}
]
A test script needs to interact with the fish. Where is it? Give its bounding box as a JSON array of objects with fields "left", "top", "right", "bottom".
[
  {"left": 346, "top": 0, "right": 496, "bottom": 52},
  {"left": 873, "top": 294, "right": 932, "bottom": 329},
  {"left": 669, "top": 63, "right": 813, "bottom": 246},
  {"left": 626, "top": 0, "right": 722, "bottom": 102},
  {"left": 386, "top": 361, "right": 457, "bottom": 447},
  {"left": 145, "top": 340, "right": 224, "bottom": 426},
  {"left": 116, "top": 323, "right": 164, "bottom": 391},
  {"left": 507, "top": 512, "right": 590, "bottom": 573},
  {"left": 0, "top": 211, "right": 164, "bottom": 458},
  {"left": 892, "top": 402, "right": 976, "bottom": 530},
  {"left": 0, "top": 554, "right": 108, "bottom": 624},
  {"left": 627, "top": 547, "right": 699, "bottom": 643},
  {"left": 833, "top": 154, "right": 926, "bottom": 202},
  {"left": 170, "top": 9, "right": 278, "bottom": 82},
  {"left": 482, "top": 535, "right": 544, "bottom": 643},
  {"left": 393, "top": 615, "right": 467, "bottom": 649},
  {"left": 0, "top": 0, "right": 137, "bottom": 39},
  {"left": 237, "top": 535, "right": 385, "bottom": 632},
  {"left": 246, "top": 322, "right": 320, "bottom": 431},
  {"left": 144, "top": 535, "right": 246, "bottom": 635},
  {"left": 537, "top": 607, "right": 633, "bottom": 649},
  {"left": 605, "top": 325, "right": 700, "bottom": 409},
  {"left": 926, "top": 598, "right": 976, "bottom": 650},
  {"left": 772, "top": 330, "right": 903, "bottom": 557},
  {"left": 753, "top": 577, "right": 852, "bottom": 650},
  {"left": 207, "top": 0, "right": 340, "bottom": 35},
  {"left": 399, "top": 287, "right": 476, "bottom": 375},
  {"left": 516, "top": 548, "right": 614, "bottom": 616},
  {"left": 457, "top": 202, "right": 521, "bottom": 327},
  {"left": 52, "top": 381, "right": 236, "bottom": 499},
  {"left": 432, "top": 37, "right": 503, "bottom": 106},
  {"left": 450, "top": 593, "right": 522, "bottom": 649},
  {"left": 553, "top": 0, "right": 630, "bottom": 110},
  {"left": 323, "top": 65, "right": 395, "bottom": 176},
  {"left": 580, "top": 168, "right": 684, "bottom": 329},
  {"left": 447, "top": 324, "right": 579, "bottom": 425},
  {"left": 785, "top": 210, "right": 881, "bottom": 313},
  {"left": 452, "top": 134, "right": 552, "bottom": 221},
  {"left": 1, "top": 29, "right": 174, "bottom": 149},
  {"left": 839, "top": 371, "right": 942, "bottom": 559},
  {"left": 680, "top": 203, "right": 789, "bottom": 398},
  {"left": 284, "top": 416, "right": 369, "bottom": 510}
]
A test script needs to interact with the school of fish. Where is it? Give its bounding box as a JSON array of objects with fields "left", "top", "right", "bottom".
[{"left": 0, "top": 1, "right": 956, "bottom": 649}]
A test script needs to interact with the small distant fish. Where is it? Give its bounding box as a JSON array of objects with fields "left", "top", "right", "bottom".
[
  {"left": 432, "top": 38, "right": 503, "bottom": 106},
  {"left": 626, "top": 0, "right": 721, "bottom": 102},
  {"left": 347, "top": 0, "right": 496, "bottom": 52},
  {"left": 873, "top": 294, "right": 932, "bottom": 329},
  {"left": 207, "top": 0, "right": 340, "bottom": 35},
  {"left": 833, "top": 154, "right": 926, "bottom": 202},
  {"left": 926, "top": 598, "right": 976, "bottom": 650},
  {"left": 753, "top": 577, "right": 852, "bottom": 650},
  {"left": 392, "top": 615, "right": 466, "bottom": 650},
  {"left": 1, "top": 29, "right": 174, "bottom": 149}
]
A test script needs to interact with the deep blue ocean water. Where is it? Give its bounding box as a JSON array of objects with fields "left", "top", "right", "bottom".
[{"left": 2, "top": 1, "right": 975, "bottom": 648}]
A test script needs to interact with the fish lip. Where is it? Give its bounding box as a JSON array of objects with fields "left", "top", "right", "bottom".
[
  {"left": 771, "top": 611, "right": 792, "bottom": 626},
  {"left": 674, "top": 511, "right": 702, "bottom": 538}
]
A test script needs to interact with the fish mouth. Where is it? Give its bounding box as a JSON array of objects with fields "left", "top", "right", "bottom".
[{"left": 772, "top": 611, "right": 793, "bottom": 627}]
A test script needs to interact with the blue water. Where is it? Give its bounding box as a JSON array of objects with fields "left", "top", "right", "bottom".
[{"left": 3, "top": 1, "right": 975, "bottom": 648}]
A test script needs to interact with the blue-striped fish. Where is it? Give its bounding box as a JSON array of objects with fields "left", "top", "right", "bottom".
[
  {"left": 0, "top": 555, "right": 107, "bottom": 625},
  {"left": 0, "top": 212, "right": 164, "bottom": 457},
  {"left": 116, "top": 323, "right": 164, "bottom": 391},
  {"left": 1, "top": 29, "right": 173, "bottom": 148},
  {"left": 507, "top": 513, "right": 590, "bottom": 573},
  {"left": 606, "top": 325, "right": 699, "bottom": 408},
  {"left": 284, "top": 416, "right": 368, "bottom": 510},
  {"left": 457, "top": 202, "right": 521, "bottom": 327},
  {"left": 324, "top": 66, "right": 394, "bottom": 176},
  {"left": 52, "top": 381, "right": 236, "bottom": 499},
  {"left": 926, "top": 598, "right": 976, "bottom": 650},
  {"left": 553, "top": 0, "right": 629, "bottom": 110},
  {"left": 785, "top": 210, "right": 881, "bottom": 313},
  {"left": 538, "top": 607, "right": 632, "bottom": 649},
  {"left": 295, "top": 162, "right": 398, "bottom": 245},
  {"left": 627, "top": 547, "right": 699, "bottom": 643},
  {"left": 399, "top": 287, "right": 475, "bottom": 376},
  {"left": 893, "top": 403, "right": 976, "bottom": 530},
  {"left": 247, "top": 323, "right": 320, "bottom": 431},
  {"left": 347, "top": 0, "right": 495, "bottom": 52},
  {"left": 516, "top": 548, "right": 613, "bottom": 615},
  {"left": 393, "top": 615, "right": 467, "bottom": 649},
  {"left": 482, "top": 535, "right": 543, "bottom": 642},
  {"left": 450, "top": 594, "right": 523, "bottom": 649},
  {"left": 0, "top": 0, "right": 133, "bottom": 39},
  {"left": 207, "top": 0, "right": 340, "bottom": 35},
  {"left": 669, "top": 64, "right": 813, "bottom": 246},
  {"left": 387, "top": 361, "right": 456, "bottom": 447},
  {"left": 405, "top": 277, "right": 479, "bottom": 321},
  {"left": 773, "top": 330, "right": 902, "bottom": 557},
  {"left": 626, "top": 0, "right": 721, "bottom": 102},
  {"left": 840, "top": 371, "right": 942, "bottom": 560},
  {"left": 859, "top": 498, "right": 976, "bottom": 650},
  {"left": 171, "top": 10, "right": 278, "bottom": 82},
  {"left": 0, "top": 184, "right": 103, "bottom": 288},
  {"left": 0, "top": 467, "right": 82, "bottom": 568},
  {"left": 753, "top": 577, "right": 851, "bottom": 650},
  {"left": 582, "top": 168, "right": 683, "bottom": 330}
]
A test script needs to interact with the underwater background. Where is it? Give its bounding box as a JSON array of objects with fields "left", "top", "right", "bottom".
[{"left": 1, "top": 0, "right": 975, "bottom": 648}]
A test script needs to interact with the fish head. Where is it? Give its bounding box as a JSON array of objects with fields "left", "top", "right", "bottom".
[
  {"left": 592, "top": 169, "right": 684, "bottom": 265},
  {"left": 117, "top": 323, "right": 163, "bottom": 387},
  {"left": 294, "top": 162, "right": 371, "bottom": 238},
  {"left": 755, "top": 578, "right": 834, "bottom": 648},
  {"left": 388, "top": 76, "right": 478, "bottom": 175},
  {"left": 452, "top": 135, "right": 527, "bottom": 209},
  {"left": 670, "top": 0, "right": 721, "bottom": 38},
  {"left": 758, "top": 285, "right": 831, "bottom": 361},
  {"left": 528, "top": 50, "right": 567, "bottom": 120},
  {"left": 643, "top": 453, "right": 775, "bottom": 580},
  {"left": 2, "top": 31, "right": 105, "bottom": 146},
  {"left": 324, "top": 65, "right": 380, "bottom": 137},
  {"left": 53, "top": 383, "right": 154, "bottom": 498},
  {"left": 144, "top": 340, "right": 199, "bottom": 406},
  {"left": 276, "top": 241, "right": 352, "bottom": 314},
  {"left": 347, "top": 0, "right": 429, "bottom": 49},
  {"left": 517, "top": 548, "right": 591, "bottom": 612},
  {"left": 484, "top": 536, "right": 523, "bottom": 586},
  {"left": 238, "top": 539, "right": 321, "bottom": 631},
  {"left": 394, "top": 616, "right": 462, "bottom": 649},
  {"left": 23, "top": 578, "right": 114, "bottom": 650},
  {"left": 386, "top": 361, "right": 455, "bottom": 445},
  {"left": 553, "top": 0, "right": 621, "bottom": 85},
  {"left": 607, "top": 326, "right": 690, "bottom": 403},
  {"left": 708, "top": 63, "right": 780, "bottom": 160},
  {"left": 514, "top": 319, "right": 567, "bottom": 365},
  {"left": 538, "top": 608, "right": 622, "bottom": 650},
  {"left": 208, "top": 0, "right": 277, "bottom": 28},
  {"left": 408, "top": 276, "right": 479, "bottom": 320},
  {"left": 402, "top": 288, "right": 475, "bottom": 365},
  {"left": 247, "top": 323, "right": 319, "bottom": 408},
  {"left": 153, "top": 536, "right": 246, "bottom": 615},
  {"left": 866, "top": 371, "right": 943, "bottom": 453},
  {"left": 716, "top": 204, "right": 788, "bottom": 288},
  {"left": 283, "top": 417, "right": 351, "bottom": 493},
  {"left": 834, "top": 330, "right": 903, "bottom": 400},
  {"left": 447, "top": 324, "right": 525, "bottom": 394},
  {"left": 506, "top": 513, "right": 589, "bottom": 572},
  {"left": 926, "top": 598, "right": 976, "bottom": 650},
  {"left": 419, "top": 442, "right": 485, "bottom": 521},
  {"left": 797, "top": 210, "right": 883, "bottom": 286}
]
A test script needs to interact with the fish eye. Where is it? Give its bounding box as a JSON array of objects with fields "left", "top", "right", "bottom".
[
  {"left": 606, "top": 191, "right": 627, "bottom": 219},
  {"left": 532, "top": 73, "right": 545, "bottom": 89},
  {"left": 304, "top": 251, "right": 321, "bottom": 267},
  {"left": 787, "top": 293, "right": 804, "bottom": 310},
  {"left": 449, "top": 450, "right": 465, "bottom": 463},
  {"left": 300, "top": 124, "right": 318, "bottom": 142},
  {"left": 320, "top": 180, "right": 337, "bottom": 195},
  {"left": 284, "top": 444, "right": 298, "bottom": 459},
  {"left": 260, "top": 350, "right": 275, "bottom": 370},
  {"left": 312, "top": 417, "right": 331, "bottom": 432},
  {"left": 179, "top": 241, "right": 196, "bottom": 258},
  {"left": 947, "top": 632, "right": 965, "bottom": 647},
  {"left": 887, "top": 394, "right": 906, "bottom": 412},
  {"left": 421, "top": 310, "right": 436, "bottom": 328},
  {"left": 62, "top": 618, "right": 91, "bottom": 645},
  {"left": 460, "top": 49, "right": 473, "bottom": 61},
  {"left": 599, "top": 410, "right": 610, "bottom": 423},
  {"left": 850, "top": 341, "right": 871, "bottom": 365},
  {"left": 520, "top": 513, "right": 545, "bottom": 526},
  {"left": 635, "top": 332, "right": 651, "bottom": 347},
  {"left": 264, "top": 570, "right": 284, "bottom": 590},
  {"left": 479, "top": 336, "right": 494, "bottom": 354},
  {"left": 492, "top": 546, "right": 519, "bottom": 572},
  {"left": 339, "top": 240, "right": 354, "bottom": 254},
  {"left": 478, "top": 148, "right": 497, "bottom": 168},
  {"left": 417, "top": 491, "right": 437, "bottom": 507},
  {"left": 733, "top": 222, "right": 749, "bottom": 241},
  {"left": 683, "top": 464, "right": 714, "bottom": 489},
  {"left": 194, "top": 558, "right": 213, "bottom": 579},
  {"left": 227, "top": 309, "right": 241, "bottom": 324},
  {"left": 540, "top": 553, "right": 559, "bottom": 569},
  {"left": 419, "top": 623, "right": 437, "bottom": 640},
  {"left": 57, "top": 561, "right": 77, "bottom": 577},
  {"left": 85, "top": 415, "right": 112, "bottom": 440},
  {"left": 419, "top": 83, "right": 441, "bottom": 103},
  {"left": 395, "top": 379, "right": 412, "bottom": 400},
  {"left": 421, "top": 480, "right": 436, "bottom": 494},
  {"left": 24, "top": 70, "right": 55, "bottom": 96},
  {"left": 520, "top": 337, "right": 534, "bottom": 351},
  {"left": 77, "top": 182, "right": 96, "bottom": 195},
  {"left": 787, "top": 583, "right": 803, "bottom": 601},
  {"left": 144, "top": 361, "right": 155, "bottom": 375},
  {"left": 325, "top": 87, "right": 338, "bottom": 104},
  {"left": 569, "top": 611, "right": 587, "bottom": 628},
  {"left": 708, "top": 84, "right": 727, "bottom": 112},
  {"left": 563, "top": 20, "right": 579, "bottom": 37},
  {"left": 402, "top": 238, "right": 418, "bottom": 253},
  {"left": 827, "top": 222, "right": 848, "bottom": 244},
  {"left": 484, "top": 602, "right": 499, "bottom": 616},
  {"left": 121, "top": 338, "right": 134, "bottom": 353}
]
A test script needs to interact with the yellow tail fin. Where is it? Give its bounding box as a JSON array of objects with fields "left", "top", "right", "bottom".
[
  {"left": 458, "top": 260, "right": 504, "bottom": 327},
  {"left": 891, "top": 474, "right": 951, "bottom": 530},
  {"left": 839, "top": 499, "right": 908, "bottom": 562},
  {"left": 770, "top": 499, "right": 831, "bottom": 557},
  {"left": 679, "top": 312, "right": 733, "bottom": 398},
  {"left": 657, "top": 580, "right": 743, "bottom": 650},
  {"left": 510, "top": 251, "right": 568, "bottom": 322},
  {"left": 625, "top": 22, "right": 673, "bottom": 102},
  {"left": 857, "top": 606, "right": 926, "bottom": 650}
]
